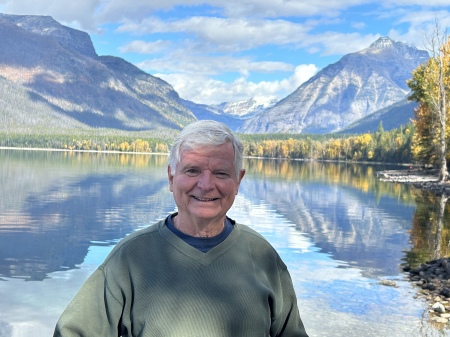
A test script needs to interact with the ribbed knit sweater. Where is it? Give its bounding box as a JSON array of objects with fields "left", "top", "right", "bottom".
[{"left": 54, "top": 217, "right": 308, "bottom": 337}]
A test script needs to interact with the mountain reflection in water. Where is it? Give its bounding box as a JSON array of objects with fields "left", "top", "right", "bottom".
[{"left": 0, "top": 149, "right": 449, "bottom": 336}]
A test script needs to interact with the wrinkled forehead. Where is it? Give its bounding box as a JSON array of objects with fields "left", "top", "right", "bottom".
[
  {"left": 178, "top": 142, "right": 236, "bottom": 167},
  {"left": 179, "top": 140, "right": 235, "bottom": 156}
]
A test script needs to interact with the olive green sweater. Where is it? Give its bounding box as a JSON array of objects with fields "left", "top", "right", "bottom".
[{"left": 54, "top": 217, "right": 308, "bottom": 337}]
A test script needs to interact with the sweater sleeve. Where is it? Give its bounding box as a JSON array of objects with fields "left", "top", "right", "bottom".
[
  {"left": 53, "top": 268, "right": 124, "bottom": 337},
  {"left": 272, "top": 261, "right": 309, "bottom": 337}
]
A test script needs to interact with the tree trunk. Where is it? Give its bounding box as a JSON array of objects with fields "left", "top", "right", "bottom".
[
  {"left": 438, "top": 116, "right": 448, "bottom": 181},
  {"left": 438, "top": 59, "right": 448, "bottom": 182}
]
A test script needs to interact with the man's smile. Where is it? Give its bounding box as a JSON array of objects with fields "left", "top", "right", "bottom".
[{"left": 192, "top": 196, "right": 220, "bottom": 202}]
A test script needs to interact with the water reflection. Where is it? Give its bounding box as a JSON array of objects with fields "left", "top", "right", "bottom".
[
  {"left": 1, "top": 150, "right": 450, "bottom": 336},
  {"left": 243, "top": 159, "right": 416, "bottom": 277},
  {"left": 405, "top": 192, "right": 450, "bottom": 266},
  {"left": 0, "top": 150, "right": 173, "bottom": 280}
]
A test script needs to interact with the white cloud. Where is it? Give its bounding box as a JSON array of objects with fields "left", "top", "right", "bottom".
[
  {"left": 380, "top": 9, "right": 450, "bottom": 48},
  {"left": 97, "top": 0, "right": 369, "bottom": 23},
  {"left": 351, "top": 21, "right": 366, "bottom": 30},
  {"left": 116, "top": 14, "right": 388, "bottom": 59},
  {"left": 156, "top": 63, "right": 318, "bottom": 104},
  {"left": 117, "top": 16, "right": 310, "bottom": 53},
  {"left": 306, "top": 32, "right": 382, "bottom": 56},
  {"left": 137, "top": 51, "right": 294, "bottom": 76},
  {"left": 119, "top": 40, "right": 172, "bottom": 54},
  {"left": 387, "top": 0, "right": 450, "bottom": 5}
]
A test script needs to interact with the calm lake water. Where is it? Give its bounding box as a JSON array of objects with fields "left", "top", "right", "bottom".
[{"left": 1, "top": 148, "right": 450, "bottom": 337}]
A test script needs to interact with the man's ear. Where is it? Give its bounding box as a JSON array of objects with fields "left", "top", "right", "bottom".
[
  {"left": 238, "top": 169, "right": 246, "bottom": 182},
  {"left": 235, "top": 169, "right": 246, "bottom": 194},
  {"left": 167, "top": 166, "right": 174, "bottom": 192}
]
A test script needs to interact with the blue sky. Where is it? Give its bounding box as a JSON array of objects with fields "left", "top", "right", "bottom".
[{"left": 1, "top": 1, "right": 449, "bottom": 105}]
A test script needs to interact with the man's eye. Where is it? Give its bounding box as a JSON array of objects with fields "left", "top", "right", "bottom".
[
  {"left": 215, "top": 172, "right": 229, "bottom": 178},
  {"left": 185, "top": 169, "right": 199, "bottom": 176}
]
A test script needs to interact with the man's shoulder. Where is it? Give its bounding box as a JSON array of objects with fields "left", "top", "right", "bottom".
[
  {"left": 235, "top": 223, "right": 274, "bottom": 249},
  {"left": 102, "top": 219, "right": 165, "bottom": 262},
  {"left": 124, "top": 220, "right": 162, "bottom": 239},
  {"left": 234, "top": 222, "right": 286, "bottom": 269},
  {"left": 236, "top": 222, "right": 265, "bottom": 239}
]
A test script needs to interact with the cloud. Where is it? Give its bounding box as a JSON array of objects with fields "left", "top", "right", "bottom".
[
  {"left": 351, "top": 22, "right": 366, "bottom": 30},
  {"left": 156, "top": 63, "right": 318, "bottom": 104},
  {"left": 116, "top": 13, "right": 392, "bottom": 60},
  {"left": 97, "top": 0, "right": 368, "bottom": 23},
  {"left": 387, "top": 0, "right": 450, "bottom": 5},
  {"left": 119, "top": 40, "right": 172, "bottom": 54},
  {"left": 379, "top": 8, "right": 450, "bottom": 48},
  {"left": 306, "top": 32, "right": 382, "bottom": 56},
  {"left": 117, "top": 16, "right": 311, "bottom": 53},
  {"left": 137, "top": 51, "right": 294, "bottom": 76}
]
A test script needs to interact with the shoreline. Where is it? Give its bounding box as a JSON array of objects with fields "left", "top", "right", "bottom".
[
  {"left": 0, "top": 146, "right": 169, "bottom": 156},
  {"left": 377, "top": 168, "right": 450, "bottom": 197},
  {"left": 379, "top": 168, "right": 450, "bottom": 324}
]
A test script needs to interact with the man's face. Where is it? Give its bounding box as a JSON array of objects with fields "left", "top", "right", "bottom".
[{"left": 168, "top": 142, "right": 245, "bottom": 225}]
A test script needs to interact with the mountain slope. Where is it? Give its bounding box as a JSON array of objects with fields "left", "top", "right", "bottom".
[
  {"left": 0, "top": 14, "right": 195, "bottom": 132},
  {"left": 336, "top": 98, "right": 417, "bottom": 134},
  {"left": 239, "top": 37, "right": 428, "bottom": 134}
]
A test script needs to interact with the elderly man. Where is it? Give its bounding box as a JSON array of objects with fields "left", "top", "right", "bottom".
[{"left": 54, "top": 120, "right": 309, "bottom": 337}]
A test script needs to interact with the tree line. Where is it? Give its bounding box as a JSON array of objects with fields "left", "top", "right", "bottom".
[
  {"left": 0, "top": 133, "right": 170, "bottom": 154},
  {"left": 241, "top": 123, "right": 413, "bottom": 163},
  {"left": 0, "top": 123, "right": 414, "bottom": 163}
]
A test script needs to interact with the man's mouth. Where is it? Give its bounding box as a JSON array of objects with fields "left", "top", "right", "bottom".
[{"left": 192, "top": 196, "right": 219, "bottom": 202}]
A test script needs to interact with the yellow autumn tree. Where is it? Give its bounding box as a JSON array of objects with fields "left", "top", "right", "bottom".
[{"left": 407, "top": 28, "right": 450, "bottom": 181}]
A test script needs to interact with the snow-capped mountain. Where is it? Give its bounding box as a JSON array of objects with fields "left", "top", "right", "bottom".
[
  {"left": 182, "top": 96, "right": 278, "bottom": 131},
  {"left": 239, "top": 37, "right": 429, "bottom": 134},
  {"left": 213, "top": 97, "right": 278, "bottom": 117}
]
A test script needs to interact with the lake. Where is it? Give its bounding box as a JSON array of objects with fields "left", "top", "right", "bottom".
[{"left": 1, "top": 148, "right": 449, "bottom": 337}]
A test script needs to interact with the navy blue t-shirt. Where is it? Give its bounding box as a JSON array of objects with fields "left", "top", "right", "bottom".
[{"left": 166, "top": 213, "right": 234, "bottom": 253}]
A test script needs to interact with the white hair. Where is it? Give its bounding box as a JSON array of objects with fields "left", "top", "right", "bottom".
[{"left": 168, "top": 120, "right": 244, "bottom": 178}]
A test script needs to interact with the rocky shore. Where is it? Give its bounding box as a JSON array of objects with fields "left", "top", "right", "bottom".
[
  {"left": 403, "top": 259, "right": 450, "bottom": 323},
  {"left": 378, "top": 167, "right": 450, "bottom": 323},
  {"left": 377, "top": 168, "right": 450, "bottom": 197}
]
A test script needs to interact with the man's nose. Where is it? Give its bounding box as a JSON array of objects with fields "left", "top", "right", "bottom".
[{"left": 198, "top": 171, "right": 214, "bottom": 189}]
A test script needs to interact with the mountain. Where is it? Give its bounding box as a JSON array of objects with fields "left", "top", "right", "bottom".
[
  {"left": 336, "top": 98, "right": 417, "bottom": 134},
  {"left": 0, "top": 15, "right": 428, "bottom": 136},
  {"left": 0, "top": 13, "right": 196, "bottom": 132},
  {"left": 213, "top": 96, "right": 278, "bottom": 117},
  {"left": 180, "top": 99, "right": 244, "bottom": 131},
  {"left": 239, "top": 37, "right": 429, "bottom": 134},
  {"left": 183, "top": 96, "right": 278, "bottom": 131}
]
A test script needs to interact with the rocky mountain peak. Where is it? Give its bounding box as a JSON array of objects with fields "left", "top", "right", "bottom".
[
  {"left": 369, "top": 36, "right": 394, "bottom": 49},
  {"left": 0, "top": 13, "right": 97, "bottom": 58},
  {"left": 239, "top": 37, "right": 429, "bottom": 134}
]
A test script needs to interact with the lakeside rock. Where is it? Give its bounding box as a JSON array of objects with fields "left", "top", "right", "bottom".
[
  {"left": 377, "top": 168, "right": 450, "bottom": 197},
  {"left": 403, "top": 258, "right": 450, "bottom": 323}
]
